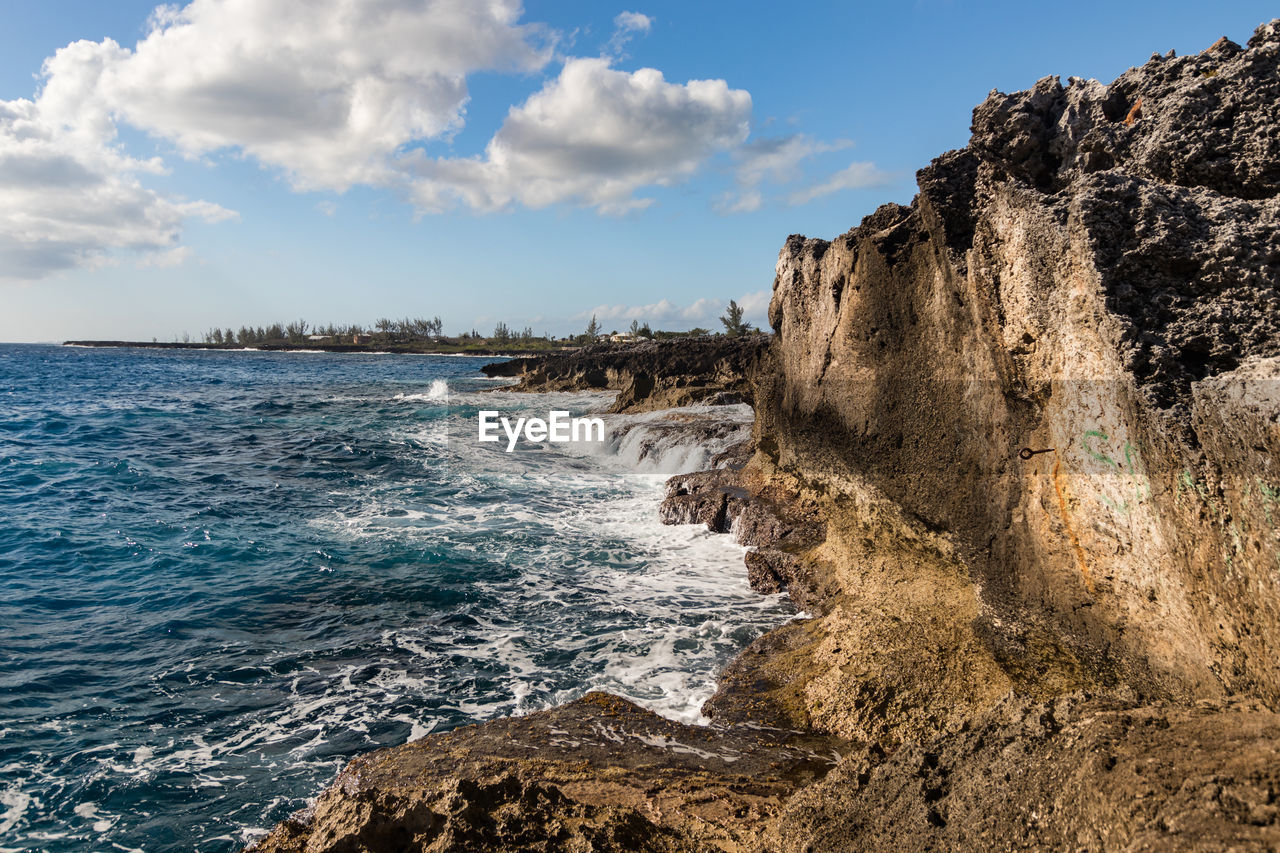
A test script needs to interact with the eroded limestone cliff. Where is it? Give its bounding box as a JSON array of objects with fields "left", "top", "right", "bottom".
[
  {"left": 250, "top": 23, "right": 1280, "bottom": 852},
  {"left": 752, "top": 20, "right": 1280, "bottom": 724},
  {"left": 675, "top": 22, "right": 1280, "bottom": 848}
]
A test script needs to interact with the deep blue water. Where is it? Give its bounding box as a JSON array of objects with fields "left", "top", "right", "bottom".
[{"left": 0, "top": 344, "right": 790, "bottom": 851}]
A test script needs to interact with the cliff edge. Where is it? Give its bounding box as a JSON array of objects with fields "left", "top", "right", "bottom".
[{"left": 250, "top": 22, "right": 1280, "bottom": 852}]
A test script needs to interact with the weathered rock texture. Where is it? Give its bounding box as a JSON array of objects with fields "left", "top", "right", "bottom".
[
  {"left": 251, "top": 23, "right": 1280, "bottom": 852},
  {"left": 704, "top": 20, "right": 1280, "bottom": 848},
  {"left": 755, "top": 20, "right": 1280, "bottom": 718},
  {"left": 250, "top": 693, "right": 838, "bottom": 853},
  {"left": 481, "top": 337, "right": 768, "bottom": 413}
]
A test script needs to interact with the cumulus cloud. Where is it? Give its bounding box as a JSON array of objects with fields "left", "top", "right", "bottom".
[
  {"left": 1, "top": 0, "right": 882, "bottom": 282},
  {"left": 0, "top": 0, "right": 552, "bottom": 280},
  {"left": 787, "top": 161, "right": 891, "bottom": 205},
  {"left": 575, "top": 289, "right": 770, "bottom": 331},
  {"left": 77, "top": 0, "right": 554, "bottom": 191},
  {"left": 0, "top": 90, "right": 234, "bottom": 281},
  {"left": 409, "top": 57, "right": 751, "bottom": 214}
]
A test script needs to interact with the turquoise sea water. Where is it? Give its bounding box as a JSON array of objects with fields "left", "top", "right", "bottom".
[{"left": 0, "top": 344, "right": 792, "bottom": 852}]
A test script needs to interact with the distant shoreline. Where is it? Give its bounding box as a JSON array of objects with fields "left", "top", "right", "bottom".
[{"left": 62, "top": 340, "right": 565, "bottom": 357}]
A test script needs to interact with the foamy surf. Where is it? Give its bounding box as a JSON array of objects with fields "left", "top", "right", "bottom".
[
  {"left": 0, "top": 346, "right": 792, "bottom": 852},
  {"left": 392, "top": 378, "right": 449, "bottom": 403}
]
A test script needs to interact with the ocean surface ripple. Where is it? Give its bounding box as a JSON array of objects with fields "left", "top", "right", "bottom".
[{"left": 0, "top": 345, "right": 792, "bottom": 852}]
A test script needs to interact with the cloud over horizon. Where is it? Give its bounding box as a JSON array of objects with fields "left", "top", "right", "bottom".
[
  {"left": 0, "top": 81, "right": 235, "bottom": 281},
  {"left": 0, "top": 0, "right": 880, "bottom": 281},
  {"left": 574, "top": 289, "right": 771, "bottom": 332}
]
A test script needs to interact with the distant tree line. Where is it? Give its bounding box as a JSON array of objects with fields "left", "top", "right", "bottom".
[
  {"left": 188, "top": 300, "right": 760, "bottom": 348},
  {"left": 199, "top": 316, "right": 444, "bottom": 345}
]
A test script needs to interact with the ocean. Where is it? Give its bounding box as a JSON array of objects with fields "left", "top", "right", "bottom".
[{"left": 0, "top": 344, "right": 793, "bottom": 852}]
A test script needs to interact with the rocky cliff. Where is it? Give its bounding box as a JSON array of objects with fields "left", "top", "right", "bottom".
[
  {"left": 753, "top": 20, "right": 1280, "bottom": 720},
  {"left": 481, "top": 337, "right": 767, "bottom": 413},
  {"left": 251, "top": 23, "right": 1280, "bottom": 852}
]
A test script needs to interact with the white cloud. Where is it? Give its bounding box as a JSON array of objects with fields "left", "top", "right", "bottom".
[
  {"left": 615, "top": 11, "right": 653, "bottom": 33},
  {"left": 1, "top": 0, "right": 551, "bottom": 281},
  {"left": 136, "top": 245, "right": 194, "bottom": 268},
  {"left": 81, "top": 0, "right": 555, "bottom": 191},
  {"left": 714, "top": 188, "right": 762, "bottom": 214},
  {"left": 736, "top": 289, "right": 771, "bottom": 320},
  {"left": 736, "top": 134, "right": 850, "bottom": 187},
  {"left": 787, "top": 161, "right": 890, "bottom": 205},
  {"left": 716, "top": 134, "right": 861, "bottom": 214},
  {"left": 0, "top": 92, "right": 235, "bottom": 281},
  {"left": 3, "top": 0, "right": 886, "bottom": 282},
  {"left": 575, "top": 289, "right": 770, "bottom": 331},
  {"left": 408, "top": 57, "right": 751, "bottom": 214},
  {"left": 606, "top": 11, "right": 653, "bottom": 57}
]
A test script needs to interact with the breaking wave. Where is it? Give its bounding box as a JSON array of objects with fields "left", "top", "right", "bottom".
[{"left": 0, "top": 345, "right": 792, "bottom": 851}]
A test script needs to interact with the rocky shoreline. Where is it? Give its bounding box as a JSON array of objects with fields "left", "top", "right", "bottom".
[
  {"left": 481, "top": 337, "right": 767, "bottom": 413},
  {"left": 250, "top": 22, "right": 1280, "bottom": 852}
]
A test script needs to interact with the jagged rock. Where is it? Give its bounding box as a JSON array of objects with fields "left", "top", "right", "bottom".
[
  {"left": 658, "top": 466, "right": 826, "bottom": 609},
  {"left": 761, "top": 19, "right": 1280, "bottom": 716},
  {"left": 481, "top": 337, "right": 768, "bottom": 414},
  {"left": 247, "top": 693, "right": 838, "bottom": 853},
  {"left": 659, "top": 468, "right": 748, "bottom": 531},
  {"left": 765, "top": 695, "right": 1280, "bottom": 852}
]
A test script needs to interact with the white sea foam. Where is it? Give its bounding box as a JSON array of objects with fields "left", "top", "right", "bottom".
[
  {"left": 72, "top": 802, "right": 116, "bottom": 833},
  {"left": 0, "top": 786, "right": 31, "bottom": 835},
  {"left": 303, "top": 395, "right": 786, "bottom": 728},
  {"left": 392, "top": 379, "right": 449, "bottom": 403},
  {"left": 0, "top": 387, "right": 788, "bottom": 850}
]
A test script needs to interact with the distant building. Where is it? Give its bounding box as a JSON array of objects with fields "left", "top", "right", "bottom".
[
  {"left": 609, "top": 332, "right": 637, "bottom": 343},
  {"left": 307, "top": 334, "right": 331, "bottom": 342},
  {"left": 352, "top": 334, "right": 373, "bottom": 344}
]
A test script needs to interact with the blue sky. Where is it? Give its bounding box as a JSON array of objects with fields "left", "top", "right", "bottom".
[{"left": 0, "top": 1, "right": 1273, "bottom": 342}]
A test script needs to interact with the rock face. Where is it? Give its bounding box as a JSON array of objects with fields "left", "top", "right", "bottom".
[
  {"left": 481, "top": 337, "right": 767, "bottom": 413},
  {"left": 249, "top": 693, "right": 838, "bottom": 853},
  {"left": 758, "top": 20, "right": 1280, "bottom": 719},
  {"left": 765, "top": 696, "right": 1280, "bottom": 852},
  {"left": 251, "top": 23, "right": 1280, "bottom": 852},
  {"left": 716, "top": 20, "right": 1280, "bottom": 848}
]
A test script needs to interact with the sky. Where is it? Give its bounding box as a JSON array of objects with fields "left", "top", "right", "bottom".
[{"left": 0, "top": 1, "right": 1274, "bottom": 342}]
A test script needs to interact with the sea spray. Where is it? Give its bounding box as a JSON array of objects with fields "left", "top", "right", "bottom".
[{"left": 0, "top": 345, "right": 792, "bottom": 852}]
